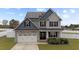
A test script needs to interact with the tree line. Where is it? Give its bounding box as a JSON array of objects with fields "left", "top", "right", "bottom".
[
  {"left": 0, "top": 19, "right": 19, "bottom": 29},
  {"left": 64, "top": 24, "right": 79, "bottom": 30}
]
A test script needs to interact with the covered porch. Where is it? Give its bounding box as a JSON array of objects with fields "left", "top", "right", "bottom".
[{"left": 39, "top": 30, "right": 61, "bottom": 41}]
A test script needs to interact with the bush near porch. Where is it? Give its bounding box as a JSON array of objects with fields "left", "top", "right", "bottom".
[
  {"left": 47, "top": 38, "right": 69, "bottom": 45},
  {"left": 38, "top": 39, "right": 79, "bottom": 50}
]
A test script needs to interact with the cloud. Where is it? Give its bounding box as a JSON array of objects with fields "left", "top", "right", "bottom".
[
  {"left": 16, "top": 8, "right": 21, "bottom": 10},
  {"left": 70, "top": 9, "right": 75, "bottom": 13},
  {"left": 7, "top": 12, "right": 15, "bottom": 15},
  {"left": 63, "top": 10, "right": 67, "bottom": 13},
  {"left": 5, "top": 8, "right": 10, "bottom": 10},
  {"left": 19, "top": 14, "right": 23, "bottom": 16},
  {"left": 36, "top": 8, "right": 46, "bottom": 12},
  {"left": 63, "top": 9, "right": 75, "bottom": 14},
  {"left": 5, "top": 8, "right": 21, "bottom": 10},
  {"left": 62, "top": 14, "right": 70, "bottom": 18}
]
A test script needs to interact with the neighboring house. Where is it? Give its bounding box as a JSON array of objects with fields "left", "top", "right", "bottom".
[
  {"left": 15, "top": 9, "right": 62, "bottom": 43},
  {"left": 9, "top": 19, "right": 19, "bottom": 29}
]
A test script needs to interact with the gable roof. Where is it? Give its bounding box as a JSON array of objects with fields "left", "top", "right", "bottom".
[
  {"left": 26, "top": 12, "right": 45, "bottom": 18},
  {"left": 15, "top": 18, "right": 38, "bottom": 30},
  {"left": 41, "top": 9, "right": 61, "bottom": 20},
  {"left": 15, "top": 9, "right": 62, "bottom": 30},
  {"left": 25, "top": 9, "right": 53, "bottom": 19},
  {"left": 40, "top": 9, "right": 53, "bottom": 19},
  {"left": 25, "top": 9, "right": 61, "bottom": 20}
]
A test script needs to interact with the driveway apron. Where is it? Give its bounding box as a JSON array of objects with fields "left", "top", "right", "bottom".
[{"left": 11, "top": 43, "right": 39, "bottom": 50}]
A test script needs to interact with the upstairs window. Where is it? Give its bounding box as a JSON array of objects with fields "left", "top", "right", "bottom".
[
  {"left": 49, "top": 21, "right": 58, "bottom": 27},
  {"left": 54, "top": 22, "right": 58, "bottom": 26},
  {"left": 25, "top": 20, "right": 30, "bottom": 26},
  {"left": 40, "top": 21, "right": 46, "bottom": 27},
  {"left": 49, "top": 22, "right": 53, "bottom": 27}
]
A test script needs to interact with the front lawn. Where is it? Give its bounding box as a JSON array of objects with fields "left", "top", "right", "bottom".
[
  {"left": 0, "top": 37, "right": 16, "bottom": 50},
  {"left": 38, "top": 39, "right": 79, "bottom": 50}
]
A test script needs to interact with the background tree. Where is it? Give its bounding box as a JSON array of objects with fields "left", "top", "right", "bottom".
[
  {"left": 65, "top": 25, "right": 69, "bottom": 28},
  {"left": 2, "top": 20, "right": 8, "bottom": 25},
  {"left": 9, "top": 19, "right": 19, "bottom": 29},
  {"left": 68, "top": 24, "right": 79, "bottom": 30}
]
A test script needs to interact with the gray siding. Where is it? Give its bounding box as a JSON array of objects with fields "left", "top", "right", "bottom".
[
  {"left": 31, "top": 18, "right": 40, "bottom": 28},
  {"left": 46, "top": 13, "right": 61, "bottom": 28},
  {"left": 31, "top": 13, "right": 61, "bottom": 29}
]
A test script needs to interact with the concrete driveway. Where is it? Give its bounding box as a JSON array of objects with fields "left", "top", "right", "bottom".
[{"left": 11, "top": 43, "right": 39, "bottom": 50}]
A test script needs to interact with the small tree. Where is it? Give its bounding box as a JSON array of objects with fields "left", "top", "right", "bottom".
[
  {"left": 2, "top": 20, "right": 8, "bottom": 25},
  {"left": 9, "top": 19, "right": 19, "bottom": 29},
  {"left": 65, "top": 25, "right": 68, "bottom": 28}
]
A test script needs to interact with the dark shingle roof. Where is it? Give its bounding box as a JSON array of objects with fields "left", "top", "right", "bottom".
[
  {"left": 15, "top": 9, "right": 62, "bottom": 30},
  {"left": 25, "top": 9, "right": 54, "bottom": 20},
  {"left": 41, "top": 9, "right": 53, "bottom": 19},
  {"left": 26, "top": 12, "right": 45, "bottom": 18},
  {"left": 15, "top": 18, "right": 38, "bottom": 30}
]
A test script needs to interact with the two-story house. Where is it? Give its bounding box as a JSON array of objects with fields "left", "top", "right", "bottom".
[{"left": 15, "top": 9, "right": 62, "bottom": 43}]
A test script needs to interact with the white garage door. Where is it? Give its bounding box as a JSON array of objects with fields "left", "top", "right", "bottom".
[{"left": 17, "top": 32, "right": 37, "bottom": 44}]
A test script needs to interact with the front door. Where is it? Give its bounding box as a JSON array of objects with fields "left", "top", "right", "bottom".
[{"left": 40, "top": 32, "right": 46, "bottom": 40}]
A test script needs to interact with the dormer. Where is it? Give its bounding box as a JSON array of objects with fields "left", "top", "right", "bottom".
[{"left": 24, "top": 20, "right": 30, "bottom": 26}]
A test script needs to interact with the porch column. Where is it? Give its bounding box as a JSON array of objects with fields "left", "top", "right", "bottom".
[
  {"left": 58, "top": 31, "right": 61, "bottom": 38},
  {"left": 46, "top": 31, "right": 48, "bottom": 39}
]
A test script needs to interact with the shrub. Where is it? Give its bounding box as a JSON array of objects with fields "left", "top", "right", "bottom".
[
  {"left": 60, "top": 38, "right": 65, "bottom": 44},
  {"left": 64, "top": 39, "right": 69, "bottom": 44},
  {"left": 2, "top": 35, "right": 6, "bottom": 37},
  {"left": 48, "top": 38, "right": 60, "bottom": 45},
  {"left": 48, "top": 38, "right": 54, "bottom": 44},
  {"left": 60, "top": 38, "right": 69, "bottom": 44},
  {"left": 48, "top": 38, "right": 69, "bottom": 45}
]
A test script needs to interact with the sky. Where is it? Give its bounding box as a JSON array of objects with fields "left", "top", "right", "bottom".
[{"left": 0, "top": 8, "right": 79, "bottom": 26}]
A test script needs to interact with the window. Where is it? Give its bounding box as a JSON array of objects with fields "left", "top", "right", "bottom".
[
  {"left": 40, "top": 21, "right": 46, "bottom": 27},
  {"left": 54, "top": 22, "right": 58, "bottom": 26},
  {"left": 49, "top": 21, "right": 58, "bottom": 27},
  {"left": 48, "top": 32, "right": 58, "bottom": 37},
  {"left": 49, "top": 22, "right": 53, "bottom": 27},
  {"left": 25, "top": 20, "right": 30, "bottom": 26}
]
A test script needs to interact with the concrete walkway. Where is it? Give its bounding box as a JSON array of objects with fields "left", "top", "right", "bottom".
[
  {"left": 37, "top": 42, "right": 47, "bottom": 44},
  {"left": 11, "top": 43, "right": 39, "bottom": 50}
]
